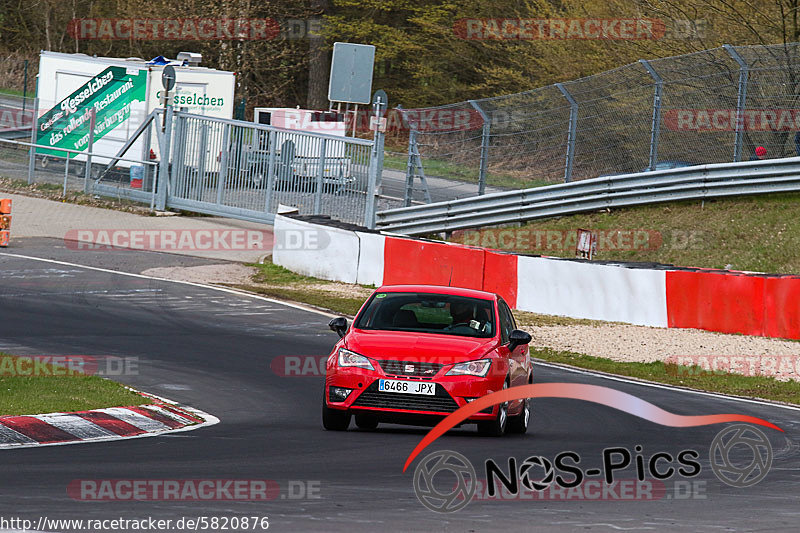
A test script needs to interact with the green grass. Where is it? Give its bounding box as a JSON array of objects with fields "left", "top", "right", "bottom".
[
  {"left": 240, "top": 261, "right": 367, "bottom": 316},
  {"left": 451, "top": 193, "right": 800, "bottom": 275},
  {"left": 532, "top": 347, "right": 800, "bottom": 405},
  {"left": 383, "top": 152, "right": 552, "bottom": 190},
  {"left": 0, "top": 87, "right": 26, "bottom": 97},
  {"left": 0, "top": 354, "right": 152, "bottom": 416}
]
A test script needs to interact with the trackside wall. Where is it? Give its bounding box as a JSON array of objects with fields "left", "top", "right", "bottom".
[{"left": 271, "top": 215, "right": 800, "bottom": 340}]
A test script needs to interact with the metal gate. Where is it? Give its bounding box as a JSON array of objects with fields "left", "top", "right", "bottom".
[{"left": 161, "top": 109, "right": 381, "bottom": 227}]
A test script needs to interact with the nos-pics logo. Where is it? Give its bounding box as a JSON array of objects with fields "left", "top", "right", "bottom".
[{"left": 412, "top": 424, "right": 773, "bottom": 513}]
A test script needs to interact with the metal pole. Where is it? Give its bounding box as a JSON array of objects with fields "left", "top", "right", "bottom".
[
  {"left": 27, "top": 97, "right": 39, "bottom": 184},
  {"left": 264, "top": 129, "right": 277, "bottom": 213},
  {"left": 156, "top": 106, "right": 173, "bottom": 211},
  {"left": 196, "top": 123, "right": 208, "bottom": 201},
  {"left": 556, "top": 83, "right": 578, "bottom": 183},
  {"left": 469, "top": 100, "right": 490, "bottom": 195},
  {"left": 313, "top": 138, "right": 327, "bottom": 214},
  {"left": 22, "top": 60, "right": 28, "bottom": 116},
  {"left": 640, "top": 59, "right": 663, "bottom": 171},
  {"left": 83, "top": 108, "right": 96, "bottom": 193},
  {"left": 216, "top": 123, "right": 230, "bottom": 206},
  {"left": 404, "top": 129, "right": 417, "bottom": 207},
  {"left": 364, "top": 95, "right": 386, "bottom": 229},
  {"left": 724, "top": 44, "right": 749, "bottom": 162}
]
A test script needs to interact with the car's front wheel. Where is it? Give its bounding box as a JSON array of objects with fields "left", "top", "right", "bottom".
[
  {"left": 478, "top": 381, "right": 508, "bottom": 437},
  {"left": 322, "top": 393, "right": 350, "bottom": 431},
  {"left": 507, "top": 397, "right": 530, "bottom": 434},
  {"left": 354, "top": 413, "right": 379, "bottom": 430}
]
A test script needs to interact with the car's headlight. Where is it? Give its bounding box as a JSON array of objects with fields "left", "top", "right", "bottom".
[
  {"left": 446, "top": 358, "right": 492, "bottom": 377},
  {"left": 337, "top": 348, "right": 374, "bottom": 370}
]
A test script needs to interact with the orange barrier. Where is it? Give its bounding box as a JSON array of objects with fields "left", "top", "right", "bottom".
[{"left": 0, "top": 198, "right": 10, "bottom": 247}]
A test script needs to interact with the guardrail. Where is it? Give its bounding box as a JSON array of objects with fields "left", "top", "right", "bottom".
[{"left": 376, "top": 157, "right": 800, "bottom": 235}]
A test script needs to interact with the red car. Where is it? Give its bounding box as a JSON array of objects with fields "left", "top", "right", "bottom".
[{"left": 322, "top": 285, "right": 533, "bottom": 436}]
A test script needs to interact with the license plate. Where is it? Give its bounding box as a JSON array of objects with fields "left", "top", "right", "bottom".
[{"left": 378, "top": 379, "right": 435, "bottom": 395}]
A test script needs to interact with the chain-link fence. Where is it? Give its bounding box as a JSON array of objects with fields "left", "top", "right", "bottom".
[
  {"left": 0, "top": 56, "right": 35, "bottom": 141},
  {"left": 402, "top": 43, "right": 800, "bottom": 200}
]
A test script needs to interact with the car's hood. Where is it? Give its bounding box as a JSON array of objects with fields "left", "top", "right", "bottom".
[{"left": 345, "top": 329, "right": 497, "bottom": 364}]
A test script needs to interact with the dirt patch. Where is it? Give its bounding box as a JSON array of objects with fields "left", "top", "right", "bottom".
[
  {"left": 524, "top": 323, "right": 800, "bottom": 380},
  {"left": 141, "top": 264, "right": 257, "bottom": 285}
]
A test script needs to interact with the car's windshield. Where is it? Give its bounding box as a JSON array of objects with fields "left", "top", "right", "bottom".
[{"left": 354, "top": 292, "right": 495, "bottom": 338}]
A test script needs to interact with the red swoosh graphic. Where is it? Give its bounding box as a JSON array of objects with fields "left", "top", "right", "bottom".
[{"left": 403, "top": 383, "right": 783, "bottom": 472}]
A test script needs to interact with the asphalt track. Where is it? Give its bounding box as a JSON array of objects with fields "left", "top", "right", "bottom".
[{"left": 0, "top": 238, "right": 798, "bottom": 532}]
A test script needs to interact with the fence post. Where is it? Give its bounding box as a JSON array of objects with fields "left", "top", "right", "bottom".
[
  {"left": 156, "top": 106, "right": 173, "bottom": 211},
  {"left": 264, "top": 130, "right": 277, "bottom": 213},
  {"left": 556, "top": 83, "right": 578, "bottom": 183},
  {"left": 468, "top": 100, "right": 490, "bottom": 195},
  {"left": 216, "top": 123, "right": 230, "bottom": 206},
  {"left": 313, "top": 138, "right": 327, "bottom": 214},
  {"left": 724, "top": 44, "right": 749, "bottom": 162},
  {"left": 83, "top": 109, "right": 96, "bottom": 193},
  {"left": 26, "top": 97, "right": 39, "bottom": 184},
  {"left": 364, "top": 94, "right": 387, "bottom": 229},
  {"left": 404, "top": 129, "right": 417, "bottom": 206},
  {"left": 640, "top": 59, "right": 663, "bottom": 171}
]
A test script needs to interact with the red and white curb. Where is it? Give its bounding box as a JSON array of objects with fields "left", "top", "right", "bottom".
[{"left": 0, "top": 391, "right": 219, "bottom": 449}]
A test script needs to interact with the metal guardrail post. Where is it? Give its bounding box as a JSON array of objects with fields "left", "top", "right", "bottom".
[
  {"left": 264, "top": 130, "right": 277, "bottom": 213},
  {"left": 469, "top": 100, "right": 490, "bottom": 195},
  {"left": 26, "top": 97, "right": 39, "bottom": 184},
  {"left": 216, "top": 123, "right": 230, "bottom": 206},
  {"left": 724, "top": 44, "right": 749, "bottom": 163},
  {"left": 556, "top": 83, "right": 578, "bottom": 183},
  {"left": 640, "top": 59, "right": 663, "bottom": 171},
  {"left": 404, "top": 129, "right": 417, "bottom": 207},
  {"left": 83, "top": 109, "right": 96, "bottom": 193},
  {"left": 314, "top": 138, "right": 327, "bottom": 214},
  {"left": 364, "top": 94, "right": 387, "bottom": 229},
  {"left": 156, "top": 106, "right": 173, "bottom": 211}
]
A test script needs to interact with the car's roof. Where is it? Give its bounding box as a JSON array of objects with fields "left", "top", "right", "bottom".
[{"left": 375, "top": 284, "right": 498, "bottom": 300}]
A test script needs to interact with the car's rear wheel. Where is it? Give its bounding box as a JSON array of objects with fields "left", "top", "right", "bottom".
[
  {"left": 354, "top": 413, "right": 379, "bottom": 430},
  {"left": 322, "top": 393, "right": 350, "bottom": 431},
  {"left": 507, "top": 397, "right": 530, "bottom": 434},
  {"left": 478, "top": 380, "right": 508, "bottom": 437}
]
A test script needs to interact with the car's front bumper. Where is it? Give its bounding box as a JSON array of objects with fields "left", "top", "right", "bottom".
[{"left": 325, "top": 368, "right": 502, "bottom": 421}]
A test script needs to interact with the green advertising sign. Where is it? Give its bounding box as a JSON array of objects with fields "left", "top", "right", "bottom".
[{"left": 36, "top": 66, "right": 147, "bottom": 157}]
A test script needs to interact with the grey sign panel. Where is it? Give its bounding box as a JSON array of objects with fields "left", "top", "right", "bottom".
[{"left": 328, "top": 43, "right": 375, "bottom": 104}]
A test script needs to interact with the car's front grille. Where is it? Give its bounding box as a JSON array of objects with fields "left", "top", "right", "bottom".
[
  {"left": 352, "top": 382, "right": 459, "bottom": 413},
  {"left": 378, "top": 360, "right": 442, "bottom": 379}
]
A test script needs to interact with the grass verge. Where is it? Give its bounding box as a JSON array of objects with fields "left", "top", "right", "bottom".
[
  {"left": 383, "top": 152, "right": 552, "bottom": 190},
  {"left": 532, "top": 347, "right": 800, "bottom": 405},
  {"left": 0, "top": 354, "right": 152, "bottom": 416},
  {"left": 235, "top": 260, "right": 370, "bottom": 316},
  {"left": 452, "top": 192, "right": 800, "bottom": 275}
]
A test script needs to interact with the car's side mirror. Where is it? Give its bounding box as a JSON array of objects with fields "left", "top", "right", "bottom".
[
  {"left": 508, "top": 329, "right": 532, "bottom": 351},
  {"left": 328, "top": 317, "right": 348, "bottom": 338}
]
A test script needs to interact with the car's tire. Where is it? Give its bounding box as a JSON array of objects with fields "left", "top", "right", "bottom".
[
  {"left": 478, "top": 380, "right": 508, "bottom": 437},
  {"left": 354, "top": 414, "right": 379, "bottom": 430},
  {"left": 507, "top": 397, "right": 530, "bottom": 434},
  {"left": 322, "top": 393, "right": 350, "bottom": 431}
]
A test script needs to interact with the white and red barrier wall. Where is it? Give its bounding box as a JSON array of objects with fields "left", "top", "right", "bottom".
[{"left": 273, "top": 215, "right": 800, "bottom": 339}]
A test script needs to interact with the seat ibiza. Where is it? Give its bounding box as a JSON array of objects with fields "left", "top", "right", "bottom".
[{"left": 322, "top": 285, "right": 533, "bottom": 436}]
